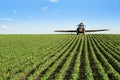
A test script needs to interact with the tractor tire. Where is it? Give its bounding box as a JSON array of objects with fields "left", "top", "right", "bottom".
[
  {"left": 77, "top": 28, "right": 79, "bottom": 35},
  {"left": 77, "top": 32, "right": 79, "bottom": 35},
  {"left": 83, "top": 29, "right": 85, "bottom": 35}
]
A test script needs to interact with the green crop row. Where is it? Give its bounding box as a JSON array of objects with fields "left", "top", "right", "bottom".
[{"left": 0, "top": 34, "right": 120, "bottom": 80}]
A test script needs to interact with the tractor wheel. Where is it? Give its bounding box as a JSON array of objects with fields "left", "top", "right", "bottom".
[
  {"left": 77, "top": 32, "right": 79, "bottom": 35},
  {"left": 83, "top": 29, "right": 85, "bottom": 35},
  {"left": 77, "top": 28, "right": 79, "bottom": 35}
]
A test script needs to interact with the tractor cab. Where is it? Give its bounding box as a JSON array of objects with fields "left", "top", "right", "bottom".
[{"left": 78, "top": 23, "right": 84, "bottom": 28}]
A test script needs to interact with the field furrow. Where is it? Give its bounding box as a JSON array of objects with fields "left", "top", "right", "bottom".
[{"left": 0, "top": 34, "right": 120, "bottom": 80}]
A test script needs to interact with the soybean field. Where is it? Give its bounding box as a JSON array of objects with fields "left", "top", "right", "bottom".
[{"left": 0, "top": 34, "right": 120, "bottom": 80}]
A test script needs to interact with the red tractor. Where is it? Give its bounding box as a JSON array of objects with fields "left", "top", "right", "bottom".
[
  {"left": 77, "top": 22, "right": 85, "bottom": 35},
  {"left": 55, "top": 22, "right": 109, "bottom": 35}
]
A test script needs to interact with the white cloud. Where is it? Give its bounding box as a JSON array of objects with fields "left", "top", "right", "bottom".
[
  {"left": 1, "top": 25, "right": 9, "bottom": 29},
  {"left": 0, "top": 17, "right": 13, "bottom": 22},
  {"left": 13, "top": 10, "right": 17, "bottom": 14},
  {"left": 54, "top": 9, "right": 62, "bottom": 14},
  {"left": 42, "top": 6, "right": 48, "bottom": 11},
  {"left": 49, "top": 0, "right": 58, "bottom": 3}
]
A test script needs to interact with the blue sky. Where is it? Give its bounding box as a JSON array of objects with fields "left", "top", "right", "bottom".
[{"left": 0, "top": 0, "right": 120, "bottom": 34}]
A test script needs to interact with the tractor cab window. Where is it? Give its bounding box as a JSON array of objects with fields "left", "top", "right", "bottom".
[{"left": 78, "top": 24, "right": 84, "bottom": 28}]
